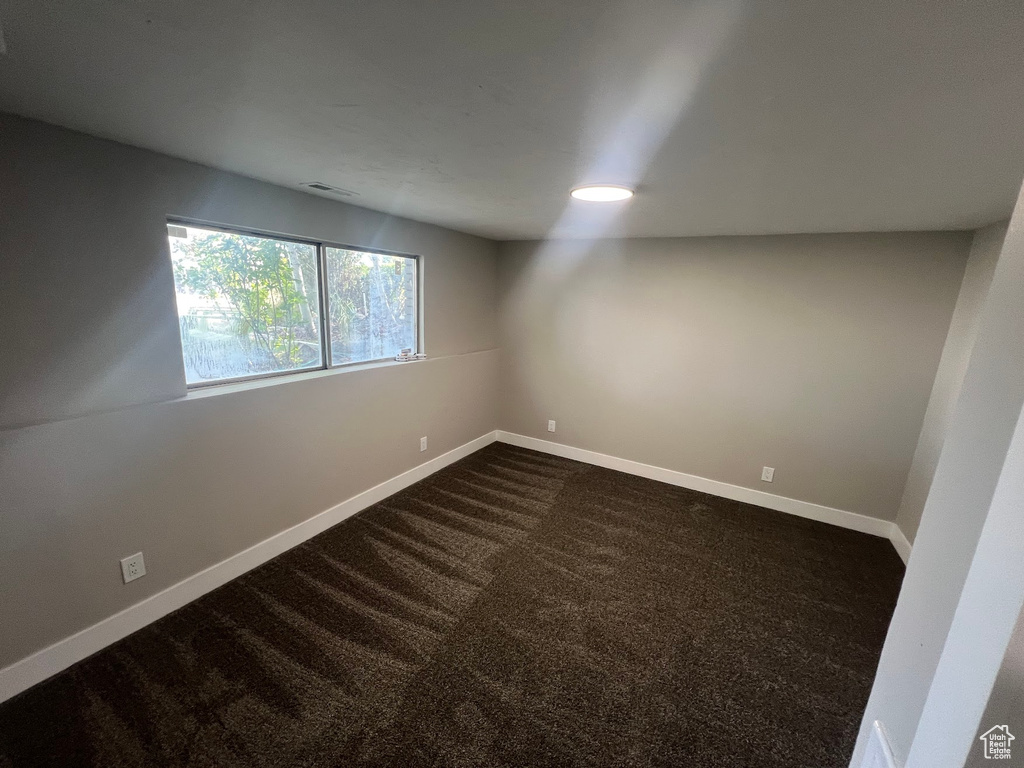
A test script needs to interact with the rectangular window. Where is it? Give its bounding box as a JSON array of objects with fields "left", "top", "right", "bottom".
[
  {"left": 325, "top": 247, "right": 417, "bottom": 365},
  {"left": 168, "top": 221, "right": 419, "bottom": 387}
]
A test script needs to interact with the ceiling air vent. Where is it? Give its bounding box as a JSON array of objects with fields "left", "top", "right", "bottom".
[{"left": 300, "top": 182, "right": 358, "bottom": 197}]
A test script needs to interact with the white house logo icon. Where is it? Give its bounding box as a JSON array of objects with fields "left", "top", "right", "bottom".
[{"left": 980, "top": 725, "right": 1014, "bottom": 759}]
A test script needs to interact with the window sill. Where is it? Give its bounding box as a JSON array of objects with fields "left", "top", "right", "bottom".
[{"left": 184, "top": 357, "right": 428, "bottom": 400}]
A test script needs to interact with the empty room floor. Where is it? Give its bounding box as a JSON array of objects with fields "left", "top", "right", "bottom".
[{"left": 0, "top": 443, "right": 904, "bottom": 767}]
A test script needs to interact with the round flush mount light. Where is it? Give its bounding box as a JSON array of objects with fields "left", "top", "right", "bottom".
[{"left": 570, "top": 184, "right": 634, "bottom": 202}]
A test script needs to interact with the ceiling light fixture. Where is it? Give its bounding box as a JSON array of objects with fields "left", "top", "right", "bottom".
[{"left": 570, "top": 184, "right": 634, "bottom": 202}]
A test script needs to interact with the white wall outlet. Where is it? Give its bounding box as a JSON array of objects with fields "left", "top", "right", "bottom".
[
  {"left": 420, "top": 436, "right": 428, "bottom": 452},
  {"left": 547, "top": 420, "right": 556, "bottom": 433},
  {"left": 120, "top": 552, "right": 146, "bottom": 584},
  {"left": 761, "top": 466, "right": 775, "bottom": 482}
]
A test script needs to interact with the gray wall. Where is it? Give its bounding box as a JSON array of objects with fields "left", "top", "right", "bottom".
[
  {"left": 0, "top": 115, "right": 499, "bottom": 669},
  {"left": 498, "top": 234, "right": 971, "bottom": 519},
  {"left": 895, "top": 221, "right": 1008, "bottom": 543},
  {"left": 851, "top": 182, "right": 1024, "bottom": 767}
]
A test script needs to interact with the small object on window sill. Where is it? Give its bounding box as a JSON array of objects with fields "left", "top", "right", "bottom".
[{"left": 395, "top": 350, "right": 427, "bottom": 362}]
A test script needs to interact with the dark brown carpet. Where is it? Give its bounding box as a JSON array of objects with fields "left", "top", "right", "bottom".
[{"left": 0, "top": 443, "right": 904, "bottom": 767}]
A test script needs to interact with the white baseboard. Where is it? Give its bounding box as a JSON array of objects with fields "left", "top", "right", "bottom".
[
  {"left": 1, "top": 429, "right": 911, "bottom": 705},
  {"left": 0, "top": 431, "right": 498, "bottom": 705},
  {"left": 496, "top": 431, "right": 896, "bottom": 539},
  {"left": 888, "top": 524, "right": 912, "bottom": 565}
]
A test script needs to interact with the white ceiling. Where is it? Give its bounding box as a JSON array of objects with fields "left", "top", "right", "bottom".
[{"left": 1, "top": 0, "right": 1023, "bottom": 240}]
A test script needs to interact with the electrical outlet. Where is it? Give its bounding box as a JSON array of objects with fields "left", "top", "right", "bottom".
[
  {"left": 120, "top": 552, "right": 146, "bottom": 584},
  {"left": 420, "top": 436, "right": 428, "bottom": 452},
  {"left": 761, "top": 466, "right": 775, "bottom": 483},
  {"left": 547, "top": 420, "right": 556, "bottom": 433}
]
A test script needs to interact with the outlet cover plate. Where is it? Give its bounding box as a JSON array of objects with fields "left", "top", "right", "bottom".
[{"left": 120, "top": 552, "right": 146, "bottom": 583}]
